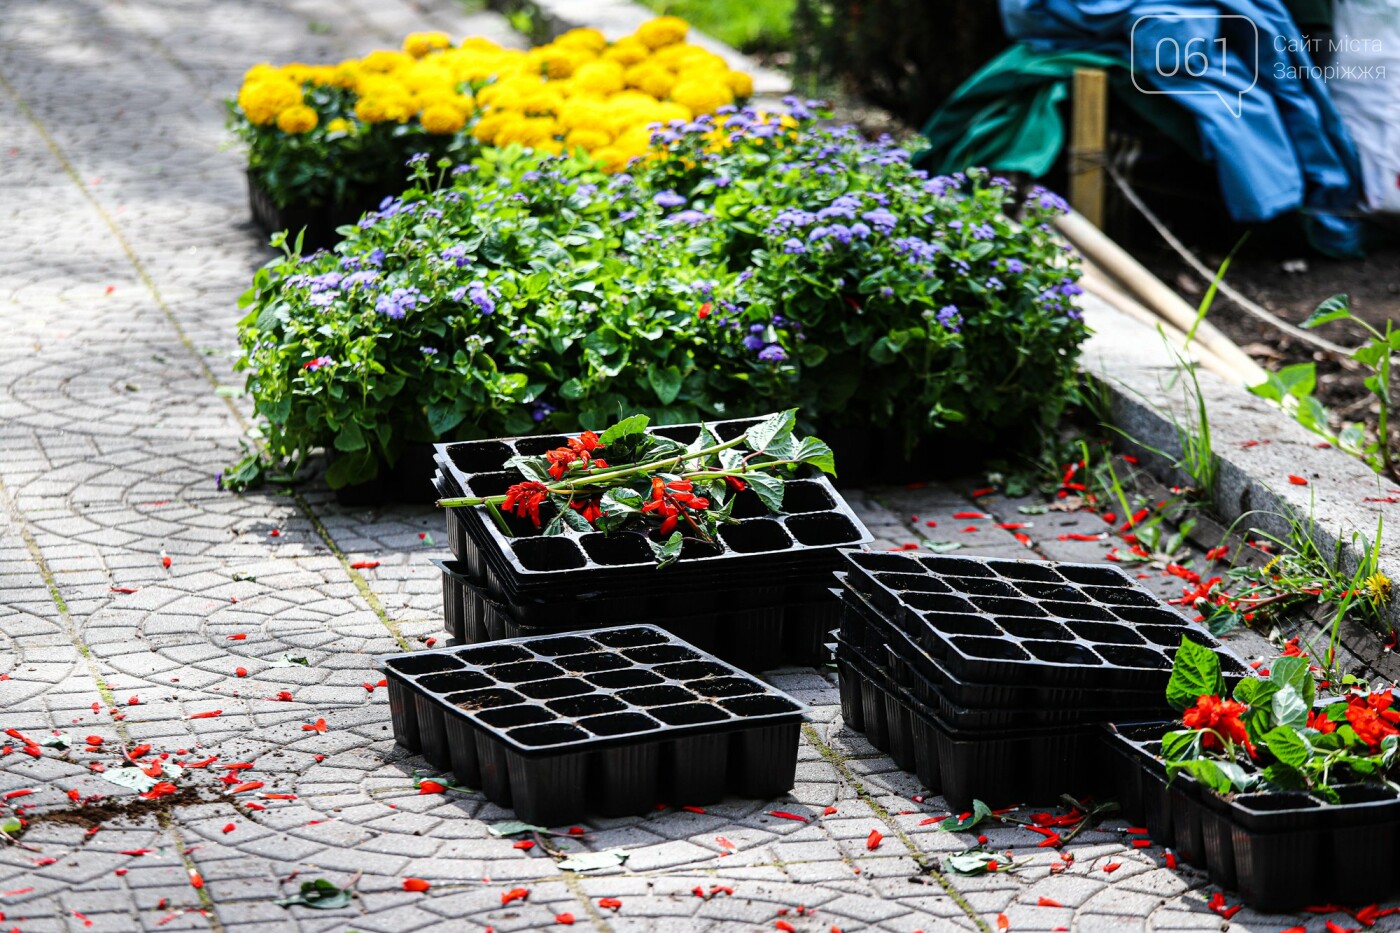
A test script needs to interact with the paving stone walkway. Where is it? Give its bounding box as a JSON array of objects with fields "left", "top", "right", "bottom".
[{"left": 0, "top": 1, "right": 1390, "bottom": 931}]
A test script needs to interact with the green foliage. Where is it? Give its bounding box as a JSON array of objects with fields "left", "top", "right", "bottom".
[
  {"left": 1250, "top": 293, "right": 1400, "bottom": 481},
  {"left": 275, "top": 879, "right": 353, "bottom": 910},
  {"left": 641, "top": 0, "right": 795, "bottom": 53},
  {"left": 231, "top": 114, "right": 1087, "bottom": 487}
]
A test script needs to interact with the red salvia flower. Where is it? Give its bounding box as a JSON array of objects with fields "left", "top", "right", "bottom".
[
  {"left": 1182, "top": 695, "right": 1254, "bottom": 755},
  {"left": 502, "top": 481, "right": 551, "bottom": 528},
  {"left": 1347, "top": 693, "right": 1400, "bottom": 750},
  {"left": 545, "top": 431, "right": 606, "bottom": 480},
  {"left": 641, "top": 477, "right": 710, "bottom": 535},
  {"left": 1306, "top": 709, "right": 1337, "bottom": 734}
]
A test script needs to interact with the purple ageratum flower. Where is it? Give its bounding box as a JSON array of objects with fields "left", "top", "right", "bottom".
[
  {"left": 307, "top": 291, "right": 338, "bottom": 308},
  {"left": 972, "top": 223, "right": 996, "bottom": 241},
  {"left": 742, "top": 334, "right": 765, "bottom": 352},
  {"left": 618, "top": 210, "right": 638, "bottom": 222},
  {"left": 405, "top": 152, "right": 429, "bottom": 167},
  {"left": 420, "top": 346, "right": 439, "bottom": 356},
  {"left": 653, "top": 190, "right": 686, "bottom": 209},
  {"left": 365, "top": 248, "right": 385, "bottom": 268},
  {"left": 936, "top": 305, "right": 962, "bottom": 333},
  {"left": 1059, "top": 280, "right": 1084, "bottom": 297},
  {"left": 757, "top": 344, "right": 787, "bottom": 363},
  {"left": 861, "top": 208, "right": 897, "bottom": 232},
  {"left": 1004, "top": 259, "right": 1026, "bottom": 274},
  {"left": 985, "top": 277, "right": 1004, "bottom": 291},
  {"left": 441, "top": 245, "right": 469, "bottom": 267},
  {"left": 466, "top": 280, "right": 495, "bottom": 315},
  {"left": 375, "top": 287, "right": 422, "bottom": 320},
  {"left": 671, "top": 210, "right": 711, "bottom": 225},
  {"left": 530, "top": 400, "right": 556, "bottom": 423},
  {"left": 781, "top": 238, "right": 806, "bottom": 255}
]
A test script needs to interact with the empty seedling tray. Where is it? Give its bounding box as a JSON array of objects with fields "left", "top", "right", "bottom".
[
  {"left": 433, "top": 419, "right": 873, "bottom": 593},
  {"left": 835, "top": 642, "right": 1109, "bottom": 809},
  {"left": 838, "top": 551, "right": 1250, "bottom": 691},
  {"left": 435, "top": 558, "right": 835, "bottom": 671},
  {"left": 836, "top": 582, "right": 1170, "bottom": 715},
  {"left": 378, "top": 625, "right": 806, "bottom": 825},
  {"left": 1104, "top": 723, "right": 1400, "bottom": 910}
]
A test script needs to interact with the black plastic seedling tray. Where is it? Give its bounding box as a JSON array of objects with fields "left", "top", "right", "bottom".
[
  {"left": 836, "top": 582, "right": 1171, "bottom": 716},
  {"left": 378, "top": 625, "right": 806, "bottom": 825},
  {"left": 835, "top": 641, "right": 1108, "bottom": 809},
  {"left": 435, "top": 559, "right": 834, "bottom": 671},
  {"left": 1103, "top": 723, "right": 1400, "bottom": 910},
  {"left": 433, "top": 419, "right": 873, "bottom": 595},
  {"left": 839, "top": 551, "right": 1250, "bottom": 691}
]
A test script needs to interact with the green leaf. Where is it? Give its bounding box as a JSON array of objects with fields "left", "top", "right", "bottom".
[
  {"left": 1275, "top": 363, "right": 1317, "bottom": 399},
  {"left": 943, "top": 851, "right": 1002, "bottom": 875},
  {"left": 599, "top": 413, "right": 650, "bottom": 447},
  {"left": 1165, "top": 636, "right": 1224, "bottom": 712},
  {"left": 1233, "top": 678, "right": 1276, "bottom": 707},
  {"left": 926, "top": 540, "right": 962, "bottom": 553},
  {"left": 1, "top": 817, "right": 22, "bottom": 835},
  {"left": 270, "top": 653, "right": 310, "bottom": 667},
  {"left": 646, "top": 531, "right": 684, "bottom": 568},
  {"left": 557, "top": 850, "right": 629, "bottom": 871},
  {"left": 1302, "top": 294, "right": 1351, "bottom": 328},
  {"left": 1167, "top": 758, "right": 1234, "bottom": 794},
  {"left": 333, "top": 421, "right": 366, "bottom": 453},
  {"left": 557, "top": 507, "right": 593, "bottom": 533},
  {"left": 1272, "top": 684, "right": 1308, "bottom": 729},
  {"left": 275, "top": 878, "right": 353, "bottom": 910},
  {"left": 1262, "top": 724, "right": 1309, "bottom": 768},
  {"left": 794, "top": 437, "right": 836, "bottom": 476},
  {"left": 102, "top": 766, "right": 158, "bottom": 793},
  {"left": 504, "top": 455, "right": 552, "bottom": 483},
  {"left": 647, "top": 366, "right": 684, "bottom": 405},
  {"left": 744, "top": 471, "right": 785, "bottom": 512},
  {"left": 1017, "top": 504, "right": 1049, "bottom": 515},
  {"left": 743, "top": 410, "right": 797, "bottom": 453},
  {"left": 939, "top": 799, "right": 993, "bottom": 832},
  {"left": 559, "top": 378, "right": 586, "bottom": 400},
  {"left": 1268, "top": 656, "right": 1315, "bottom": 708},
  {"left": 487, "top": 820, "right": 545, "bottom": 837},
  {"left": 1160, "top": 729, "right": 1200, "bottom": 763},
  {"left": 1259, "top": 762, "right": 1308, "bottom": 790}
]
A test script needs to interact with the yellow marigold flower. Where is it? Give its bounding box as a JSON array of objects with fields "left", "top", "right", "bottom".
[
  {"left": 1366, "top": 572, "right": 1393, "bottom": 603},
  {"left": 725, "top": 70, "right": 754, "bottom": 99},
  {"left": 400, "top": 60, "right": 456, "bottom": 93},
  {"left": 601, "top": 38, "right": 650, "bottom": 66},
  {"left": 565, "top": 127, "right": 612, "bottom": 150},
  {"left": 527, "top": 45, "right": 588, "bottom": 79},
  {"left": 281, "top": 62, "right": 317, "bottom": 84},
  {"left": 355, "top": 93, "right": 414, "bottom": 124},
  {"left": 657, "top": 44, "right": 725, "bottom": 71},
  {"left": 627, "top": 65, "right": 676, "bottom": 99},
  {"left": 558, "top": 97, "right": 609, "bottom": 130},
  {"left": 276, "top": 103, "right": 319, "bottom": 134},
  {"left": 237, "top": 78, "right": 302, "bottom": 126},
  {"left": 572, "top": 60, "right": 625, "bottom": 96},
  {"left": 360, "top": 49, "right": 411, "bottom": 73},
  {"left": 420, "top": 103, "right": 467, "bottom": 135},
  {"left": 403, "top": 31, "right": 452, "bottom": 58},
  {"left": 471, "top": 110, "right": 512, "bottom": 144},
  {"left": 535, "top": 139, "right": 565, "bottom": 155},
  {"left": 557, "top": 27, "right": 607, "bottom": 53},
  {"left": 243, "top": 62, "right": 279, "bottom": 84},
  {"left": 670, "top": 78, "right": 732, "bottom": 115},
  {"left": 590, "top": 146, "right": 631, "bottom": 172},
  {"left": 636, "top": 16, "right": 689, "bottom": 50},
  {"left": 328, "top": 60, "right": 360, "bottom": 88},
  {"left": 326, "top": 117, "right": 353, "bottom": 135}
]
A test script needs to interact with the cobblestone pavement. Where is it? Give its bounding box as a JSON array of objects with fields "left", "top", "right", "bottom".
[{"left": 0, "top": 1, "right": 1390, "bottom": 931}]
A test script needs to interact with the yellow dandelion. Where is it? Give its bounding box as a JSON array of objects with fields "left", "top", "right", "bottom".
[
  {"left": 275, "top": 103, "right": 318, "bottom": 134},
  {"left": 1366, "top": 572, "right": 1393, "bottom": 603}
]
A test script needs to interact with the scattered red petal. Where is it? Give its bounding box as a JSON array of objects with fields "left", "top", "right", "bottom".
[
  {"left": 769, "top": 810, "right": 808, "bottom": 823},
  {"left": 501, "top": 887, "right": 528, "bottom": 905},
  {"left": 186, "top": 710, "right": 222, "bottom": 720},
  {"left": 681, "top": 805, "right": 705, "bottom": 814},
  {"left": 866, "top": 829, "right": 883, "bottom": 850},
  {"left": 302, "top": 718, "right": 327, "bottom": 733},
  {"left": 598, "top": 897, "right": 622, "bottom": 911},
  {"left": 350, "top": 561, "right": 380, "bottom": 570},
  {"left": 823, "top": 806, "right": 838, "bottom": 815},
  {"left": 775, "top": 922, "right": 796, "bottom": 933},
  {"left": 1, "top": 790, "right": 33, "bottom": 801},
  {"left": 188, "top": 869, "right": 203, "bottom": 889},
  {"left": 403, "top": 878, "right": 430, "bottom": 893},
  {"left": 1102, "top": 862, "right": 1120, "bottom": 873},
  {"left": 227, "top": 634, "right": 247, "bottom": 641},
  {"left": 229, "top": 781, "right": 264, "bottom": 794},
  {"left": 717, "top": 836, "right": 735, "bottom": 851},
  {"left": 952, "top": 511, "right": 987, "bottom": 519},
  {"left": 110, "top": 587, "right": 138, "bottom": 594},
  {"left": 555, "top": 914, "right": 575, "bottom": 925},
  {"left": 512, "top": 840, "right": 534, "bottom": 850},
  {"left": 1288, "top": 474, "right": 1309, "bottom": 486},
  {"left": 996, "top": 913, "right": 1009, "bottom": 931},
  {"left": 1037, "top": 898, "right": 1063, "bottom": 908},
  {"left": 221, "top": 823, "right": 235, "bottom": 834},
  {"left": 418, "top": 780, "right": 445, "bottom": 795},
  {"left": 161, "top": 554, "right": 172, "bottom": 569}
]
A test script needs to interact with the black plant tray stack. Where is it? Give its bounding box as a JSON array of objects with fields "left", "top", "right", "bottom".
[
  {"left": 1104, "top": 723, "right": 1400, "bottom": 911},
  {"left": 833, "top": 550, "right": 1251, "bottom": 810},
  {"left": 430, "top": 418, "right": 873, "bottom": 671},
  {"left": 378, "top": 625, "right": 806, "bottom": 824}
]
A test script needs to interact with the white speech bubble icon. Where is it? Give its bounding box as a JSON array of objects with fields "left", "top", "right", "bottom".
[{"left": 1130, "top": 14, "right": 1259, "bottom": 118}]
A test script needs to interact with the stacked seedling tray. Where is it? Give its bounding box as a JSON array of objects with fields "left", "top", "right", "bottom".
[
  {"left": 378, "top": 625, "right": 806, "bottom": 824},
  {"left": 834, "top": 550, "right": 1250, "bottom": 809},
  {"left": 431, "top": 418, "right": 872, "bottom": 671},
  {"left": 1104, "top": 722, "right": 1400, "bottom": 910}
]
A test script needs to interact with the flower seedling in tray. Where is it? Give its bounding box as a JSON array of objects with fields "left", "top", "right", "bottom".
[
  {"left": 1108, "top": 640, "right": 1400, "bottom": 909},
  {"left": 838, "top": 550, "right": 1250, "bottom": 690},
  {"left": 434, "top": 409, "right": 870, "bottom": 579},
  {"left": 378, "top": 625, "right": 805, "bottom": 824}
]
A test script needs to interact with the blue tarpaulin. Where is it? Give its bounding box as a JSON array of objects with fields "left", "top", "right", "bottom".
[{"left": 1000, "top": 0, "right": 1364, "bottom": 256}]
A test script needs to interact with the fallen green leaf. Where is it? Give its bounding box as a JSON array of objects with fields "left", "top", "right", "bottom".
[
  {"left": 925, "top": 541, "right": 962, "bottom": 553},
  {"left": 1017, "top": 504, "right": 1050, "bottom": 515},
  {"left": 487, "top": 820, "right": 546, "bottom": 837},
  {"left": 270, "top": 654, "right": 310, "bottom": 667},
  {"left": 102, "top": 767, "right": 158, "bottom": 793},
  {"left": 557, "top": 850, "right": 628, "bottom": 872},
  {"left": 274, "top": 878, "right": 353, "bottom": 910}
]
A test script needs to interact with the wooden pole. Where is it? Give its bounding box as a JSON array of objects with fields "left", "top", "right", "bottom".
[{"left": 1069, "top": 68, "right": 1108, "bottom": 228}]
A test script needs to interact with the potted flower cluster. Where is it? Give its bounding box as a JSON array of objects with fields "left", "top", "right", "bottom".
[
  {"left": 429, "top": 409, "right": 870, "bottom": 670},
  {"left": 1109, "top": 638, "right": 1400, "bottom": 909},
  {"left": 229, "top": 105, "right": 1085, "bottom": 494},
  {"left": 228, "top": 18, "right": 753, "bottom": 246}
]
